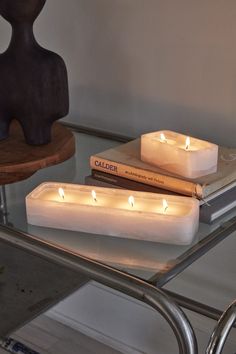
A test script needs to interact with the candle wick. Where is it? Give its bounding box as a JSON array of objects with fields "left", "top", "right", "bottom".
[
  {"left": 162, "top": 199, "right": 168, "bottom": 214},
  {"left": 91, "top": 190, "right": 97, "bottom": 203},
  {"left": 185, "top": 137, "right": 190, "bottom": 150},
  {"left": 128, "top": 196, "right": 135, "bottom": 208},
  {"left": 160, "top": 133, "right": 167, "bottom": 143}
]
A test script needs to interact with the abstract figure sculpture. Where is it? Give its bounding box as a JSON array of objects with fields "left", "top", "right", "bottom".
[{"left": 0, "top": 0, "right": 69, "bottom": 145}]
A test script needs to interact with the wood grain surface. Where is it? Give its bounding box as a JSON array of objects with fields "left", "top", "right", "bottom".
[{"left": 0, "top": 120, "right": 75, "bottom": 184}]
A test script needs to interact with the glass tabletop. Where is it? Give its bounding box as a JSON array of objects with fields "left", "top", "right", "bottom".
[{"left": 3, "top": 127, "right": 236, "bottom": 282}]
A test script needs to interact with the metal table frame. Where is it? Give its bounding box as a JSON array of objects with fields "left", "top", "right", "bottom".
[
  {"left": 0, "top": 225, "right": 197, "bottom": 354},
  {"left": 0, "top": 122, "right": 235, "bottom": 354}
]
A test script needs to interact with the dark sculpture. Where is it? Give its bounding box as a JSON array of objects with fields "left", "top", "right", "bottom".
[{"left": 0, "top": 0, "right": 69, "bottom": 145}]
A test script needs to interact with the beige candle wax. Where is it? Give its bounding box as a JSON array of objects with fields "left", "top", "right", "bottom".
[
  {"left": 141, "top": 130, "right": 218, "bottom": 179},
  {"left": 26, "top": 182, "right": 200, "bottom": 245}
]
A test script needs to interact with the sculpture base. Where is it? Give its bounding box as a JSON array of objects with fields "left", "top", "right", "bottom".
[{"left": 0, "top": 120, "right": 75, "bottom": 185}]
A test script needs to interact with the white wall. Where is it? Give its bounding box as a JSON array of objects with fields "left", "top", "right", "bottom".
[{"left": 0, "top": 0, "right": 236, "bottom": 146}]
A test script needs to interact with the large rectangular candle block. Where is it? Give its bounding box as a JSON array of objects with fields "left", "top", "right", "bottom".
[
  {"left": 141, "top": 130, "right": 218, "bottom": 179},
  {"left": 26, "top": 182, "right": 200, "bottom": 245}
]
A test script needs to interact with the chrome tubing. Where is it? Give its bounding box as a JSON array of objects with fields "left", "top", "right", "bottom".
[
  {"left": 0, "top": 225, "right": 197, "bottom": 354},
  {"left": 62, "top": 121, "right": 134, "bottom": 143},
  {"left": 206, "top": 300, "right": 236, "bottom": 354},
  {"left": 164, "top": 289, "right": 236, "bottom": 328},
  {"left": 0, "top": 186, "right": 9, "bottom": 225}
]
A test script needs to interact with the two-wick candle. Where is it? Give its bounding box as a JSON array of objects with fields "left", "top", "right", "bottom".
[{"left": 141, "top": 130, "right": 218, "bottom": 178}]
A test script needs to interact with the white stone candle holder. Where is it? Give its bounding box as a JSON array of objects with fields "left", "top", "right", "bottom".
[
  {"left": 141, "top": 130, "right": 218, "bottom": 179},
  {"left": 26, "top": 182, "right": 200, "bottom": 245}
]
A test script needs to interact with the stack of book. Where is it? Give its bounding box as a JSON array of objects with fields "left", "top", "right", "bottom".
[{"left": 86, "top": 138, "right": 236, "bottom": 224}]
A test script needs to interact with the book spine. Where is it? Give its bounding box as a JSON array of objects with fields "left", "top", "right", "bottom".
[
  {"left": 91, "top": 170, "right": 178, "bottom": 194},
  {"left": 90, "top": 156, "right": 203, "bottom": 198}
]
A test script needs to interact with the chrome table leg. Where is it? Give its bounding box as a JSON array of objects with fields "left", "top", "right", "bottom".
[
  {"left": 0, "top": 225, "right": 198, "bottom": 354},
  {"left": 206, "top": 300, "right": 236, "bottom": 354},
  {"left": 0, "top": 186, "right": 8, "bottom": 225}
]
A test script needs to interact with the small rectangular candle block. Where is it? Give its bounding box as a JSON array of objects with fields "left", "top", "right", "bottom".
[
  {"left": 26, "top": 182, "right": 200, "bottom": 245},
  {"left": 141, "top": 130, "right": 218, "bottom": 179}
]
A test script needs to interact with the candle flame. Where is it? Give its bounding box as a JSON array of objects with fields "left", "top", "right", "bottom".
[
  {"left": 92, "top": 190, "right": 97, "bottom": 202},
  {"left": 163, "top": 199, "right": 168, "bottom": 213},
  {"left": 58, "top": 188, "right": 65, "bottom": 200},
  {"left": 185, "top": 137, "right": 190, "bottom": 150},
  {"left": 160, "top": 133, "right": 167, "bottom": 143},
  {"left": 128, "top": 196, "right": 135, "bottom": 208}
]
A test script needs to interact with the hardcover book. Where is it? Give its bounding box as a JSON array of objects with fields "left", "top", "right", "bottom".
[
  {"left": 91, "top": 169, "right": 180, "bottom": 195},
  {"left": 90, "top": 170, "right": 236, "bottom": 203},
  {"left": 90, "top": 138, "right": 236, "bottom": 199},
  {"left": 200, "top": 186, "right": 236, "bottom": 223}
]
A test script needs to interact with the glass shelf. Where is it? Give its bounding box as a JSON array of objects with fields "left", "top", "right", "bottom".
[{"left": 3, "top": 128, "right": 236, "bottom": 282}]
